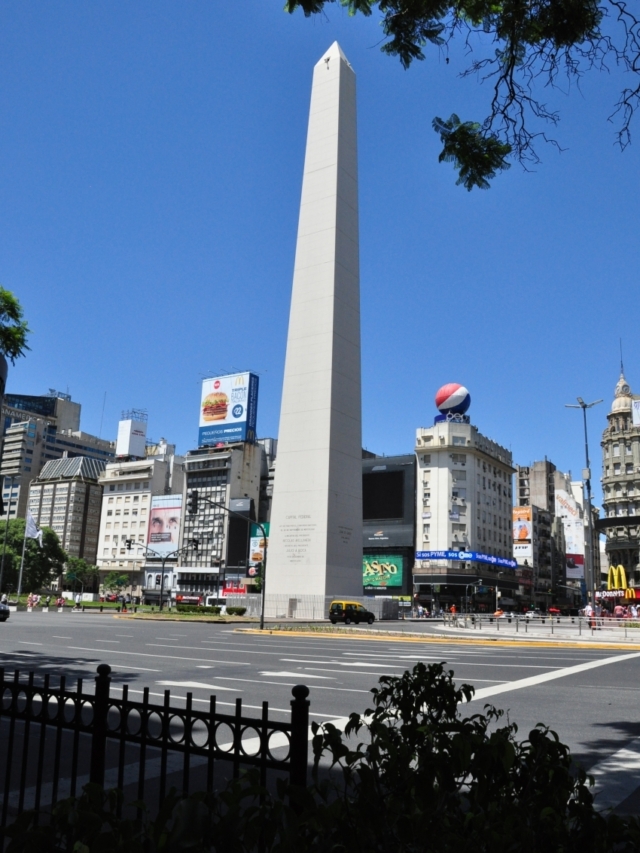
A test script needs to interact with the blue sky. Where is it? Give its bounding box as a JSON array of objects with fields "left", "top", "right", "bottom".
[{"left": 1, "top": 2, "right": 638, "bottom": 506}]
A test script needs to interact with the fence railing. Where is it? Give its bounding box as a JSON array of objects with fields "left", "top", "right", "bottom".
[
  {"left": 442, "top": 613, "right": 640, "bottom": 640},
  {"left": 0, "top": 664, "right": 310, "bottom": 830}
]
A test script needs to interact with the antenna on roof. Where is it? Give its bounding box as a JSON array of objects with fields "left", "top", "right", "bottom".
[{"left": 620, "top": 338, "right": 624, "bottom": 374}]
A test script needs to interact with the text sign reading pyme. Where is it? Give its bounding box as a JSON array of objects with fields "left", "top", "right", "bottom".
[
  {"left": 415, "top": 550, "right": 517, "bottom": 569},
  {"left": 199, "top": 372, "right": 259, "bottom": 446}
]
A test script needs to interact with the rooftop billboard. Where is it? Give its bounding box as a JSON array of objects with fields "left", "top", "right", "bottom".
[{"left": 198, "top": 372, "right": 259, "bottom": 446}]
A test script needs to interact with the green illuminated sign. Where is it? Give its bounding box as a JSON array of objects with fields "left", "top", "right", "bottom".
[{"left": 363, "top": 554, "right": 403, "bottom": 588}]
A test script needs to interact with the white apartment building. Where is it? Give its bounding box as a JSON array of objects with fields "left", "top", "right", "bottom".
[
  {"left": 414, "top": 420, "right": 515, "bottom": 609},
  {"left": 96, "top": 451, "right": 184, "bottom": 596}
]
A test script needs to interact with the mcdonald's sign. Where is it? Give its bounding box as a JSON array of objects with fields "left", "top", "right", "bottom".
[
  {"left": 607, "top": 564, "right": 628, "bottom": 591},
  {"left": 624, "top": 588, "right": 638, "bottom": 600}
]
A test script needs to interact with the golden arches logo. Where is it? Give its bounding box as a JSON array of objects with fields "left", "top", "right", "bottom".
[
  {"left": 607, "top": 564, "right": 628, "bottom": 590},
  {"left": 625, "top": 588, "right": 638, "bottom": 600}
]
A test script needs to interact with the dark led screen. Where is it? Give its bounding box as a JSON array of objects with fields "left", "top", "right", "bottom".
[{"left": 363, "top": 470, "right": 404, "bottom": 520}]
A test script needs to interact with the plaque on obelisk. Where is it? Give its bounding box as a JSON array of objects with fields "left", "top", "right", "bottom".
[{"left": 267, "top": 42, "right": 362, "bottom": 598}]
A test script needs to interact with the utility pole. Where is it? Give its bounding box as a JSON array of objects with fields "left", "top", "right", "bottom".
[{"left": 565, "top": 398, "right": 603, "bottom": 608}]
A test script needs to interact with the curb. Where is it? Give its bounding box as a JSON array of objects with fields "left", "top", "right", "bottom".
[{"left": 236, "top": 627, "right": 640, "bottom": 651}]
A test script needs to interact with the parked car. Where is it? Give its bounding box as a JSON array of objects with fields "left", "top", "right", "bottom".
[
  {"left": 0, "top": 602, "right": 10, "bottom": 622},
  {"left": 329, "top": 600, "right": 375, "bottom": 625}
]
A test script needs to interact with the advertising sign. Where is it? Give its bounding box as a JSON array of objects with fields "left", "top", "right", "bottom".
[
  {"left": 247, "top": 522, "right": 270, "bottom": 579},
  {"left": 633, "top": 399, "right": 640, "bottom": 428},
  {"left": 363, "top": 554, "right": 403, "bottom": 588},
  {"left": 513, "top": 543, "right": 533, "bottom": 561},
  {"left": 415, "top": 550, "right": 517, "bottom": 569},
  {"left": 512, "top": 507, "right": 532, "bottom": 543},
  {"left": 148, "top": 495, "right": 183, "bottom": 556},
  {"left": 116, "top": 419, "right": 147, "bottom": 458},
  {"left": 198, "top": 372, "right": 259, "bottom": 446},
  {"left": 566, "top": 553, "right": 585, "bottom": 580}
]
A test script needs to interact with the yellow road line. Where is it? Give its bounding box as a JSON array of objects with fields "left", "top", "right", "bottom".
[{"left": 237, "top": 627, "right": 640, "bottom": 652}]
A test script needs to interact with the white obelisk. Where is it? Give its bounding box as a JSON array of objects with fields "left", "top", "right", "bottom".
[{"left": 267, "top": 42, "right": 362, "bottom": 598}]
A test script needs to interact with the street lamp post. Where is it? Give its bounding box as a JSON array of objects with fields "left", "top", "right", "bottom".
[
  {"left": 189, "top": 491, "right": 269, "bottom": 630},
  {"left": 126, "top": 539, "right": 198, "bottom": 610},
  {"left": 565, "top": 397, "right": 603, "bottom": 607}
]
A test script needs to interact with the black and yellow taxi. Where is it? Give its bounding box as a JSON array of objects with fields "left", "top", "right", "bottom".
[{"left": 329, "top": 600, "right": 376, "bottom": 625}]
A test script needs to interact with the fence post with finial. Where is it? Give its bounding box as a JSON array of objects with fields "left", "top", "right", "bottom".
[
  {"left": 289, "top": 684, "right": 310, "bottom": 790},
  {"left": 90, "top": 664, "right": 112, "bottom": 786}
]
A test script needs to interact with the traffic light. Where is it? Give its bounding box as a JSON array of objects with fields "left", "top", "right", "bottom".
[
  {"left": 187, "top": 489, "right": 199, "bottom": 515},
  {"left": 125, "top": 539, "right": 133, "bottom": 550},
  {"left": 190, "top": 537, "right": 199, "bottom": 552}
]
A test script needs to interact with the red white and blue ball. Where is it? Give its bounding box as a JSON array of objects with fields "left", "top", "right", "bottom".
[{"left": 435, "top": 383, "right": 471, "bottom": 415}]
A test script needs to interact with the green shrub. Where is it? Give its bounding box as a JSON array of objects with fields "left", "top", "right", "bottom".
[
  {"left": 225, "top": 606, "right": 247, "bottom": 616},
  {"left": 175, "top": 605, "right": 221, "bottom": 615},
  {"left": 6, "top": 663, "right": 640, "bottom": 852}
]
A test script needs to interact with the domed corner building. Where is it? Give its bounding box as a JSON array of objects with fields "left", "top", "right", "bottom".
[{"left": 598, "top": 372, "right": 640, "bottom": 583}]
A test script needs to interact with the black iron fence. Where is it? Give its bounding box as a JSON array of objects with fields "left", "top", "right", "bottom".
[{"left": 0, "top": 664, "right": 310, "bottom": 829}]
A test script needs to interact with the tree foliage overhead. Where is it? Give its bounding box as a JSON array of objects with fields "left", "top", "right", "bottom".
[
  {"left": 286, "top": 0, "right": 640, "bottom": 188},
  {"left": 0, "top": 287, "right": 30, "bottom": 364}
]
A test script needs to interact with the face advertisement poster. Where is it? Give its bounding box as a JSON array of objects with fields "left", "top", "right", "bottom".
[
  {"left": 512, "top": 507, "right": 532, "bottom": 543},
  {"left": 247, "top": 522, "right": 270, "bottom": 579},
  {"left": 148, "top": 495, "right": 183, "bottom": 556},
  {"left": 363, "top": 554, "right": 403, "bottom": 589},
  {"left": 198, "top": 372, "right": 259, "bottom": 446},
  {"left": 566, "top": 553, "right": 585, "bottom": 580}
]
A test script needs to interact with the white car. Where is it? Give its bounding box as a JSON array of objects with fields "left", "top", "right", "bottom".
[{"left": 525, "top": 610, "right": 542, "bottom": 619}]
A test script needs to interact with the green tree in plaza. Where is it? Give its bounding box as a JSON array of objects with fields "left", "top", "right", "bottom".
[
  {"left": 102, "top": 571, "right": 130, "bottom": 594},
  {"left": 0, "top": 287, "right": 30, "bottom": 364},
  {"left": 286, "top": 0, "right": 640, "bottom": 189},
  {"left": 0, "top": 519, "right": 66, "bottom": 593},
  {"left": 65, "top": 557, "right": 99, "bottom": 593}
]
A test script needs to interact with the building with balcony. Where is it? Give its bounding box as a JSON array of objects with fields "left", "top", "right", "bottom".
[
  {"left": 596, "top": 372, "right": 640, "bottom": 581},
  {"left": 95, "top": 445, "right": 184, "bottom": 597},
  {"left": 413, "top": 420, "right": 515, "bottom": 611}
]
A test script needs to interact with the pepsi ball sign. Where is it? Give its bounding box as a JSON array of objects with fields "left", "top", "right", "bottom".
[{"left": 435, "top": 383, "right": 471, "bottom": 415}]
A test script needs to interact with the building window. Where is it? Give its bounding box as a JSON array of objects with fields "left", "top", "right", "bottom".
[
  {"left": 613, "top": 444, "right": 620, "bottom": 457},
  {"left": 452, "top": 436, "right": 466, "bottom": 446},
  {"left": 626, "top": 444, "right": 633, "bottom": 455},
  {"left": 107, "top": 510, "right": 113, "bottom": 516},
  {"left": 133, "top": 496, "right": 139, "bottom": 502},
  {"left": 614, "top": 463, "right": 621, "bottom": 474},
  {"left": 109, "top": 485, "right": 115, "bottom": 491}
]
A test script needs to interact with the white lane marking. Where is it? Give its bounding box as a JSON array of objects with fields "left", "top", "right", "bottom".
[
  {"left": 51, "top": 636, "right": 72, "bottom": 639},
  {"left": 260, "top": 671, "right": 334, "bottom": 680},
  {"left": 216, "top": 676, "right": 370, "bottom": 694},
  {"left": 588, "top": 740, "right": 640, "bottom": 811},
  {"left": 196, "top": 665, "right": 214, "bottom": 669},
  {"left": 67, "top": 646, "right": 250, "bottom": 666},
  {"left": 20, "top": 642, "right": 43, "bottom": 646},
  {"left": 157, "top": 680, "right": 240, "bottom": 692},
  {"left": 469, "top": 651, "right": 640, "bottom": 703},
  {"left": 99, "top": 640, "right": 120, "bottom": 643}
]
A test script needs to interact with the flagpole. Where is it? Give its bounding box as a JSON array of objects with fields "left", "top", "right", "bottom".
[{"left": 17, "top": 523, "right": 28, "bottom": 598}]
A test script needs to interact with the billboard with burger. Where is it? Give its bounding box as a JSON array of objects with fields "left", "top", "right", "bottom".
[{"left": 199, "top": 372, "right": 259, "bottom": 446}]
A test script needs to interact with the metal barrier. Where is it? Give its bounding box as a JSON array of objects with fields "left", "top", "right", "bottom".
[
  {"left": 443, "top": 614, "right": 640, "bottom": 640},
  {"left": 0, "top": 664, "right": 310, "bottom": 829}
]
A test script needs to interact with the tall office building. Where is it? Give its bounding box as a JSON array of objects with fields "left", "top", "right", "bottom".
[
  {"left": 268, "top": 42, "right": 363, "bottom": 599},
  {"left": 0, "top": 391, "right": 114, "bottom": 519}
]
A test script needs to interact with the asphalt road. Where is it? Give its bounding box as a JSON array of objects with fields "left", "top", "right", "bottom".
[{"left": 3, "top": 611, "right": 640, "bottom": 811}]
